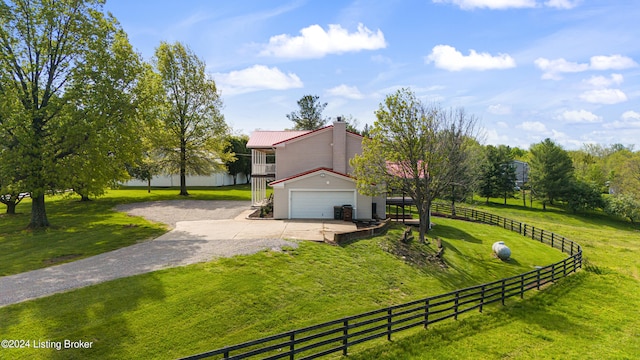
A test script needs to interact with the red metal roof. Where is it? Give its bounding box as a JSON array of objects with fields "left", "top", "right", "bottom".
[
  {"left": 271, "top": 125, "right": 332, "bottom": 146},
  {"left": 269, "top": 167, "right": 354, "bottom": 186},
  {"left": 247, "top": 130, "right": 310, "bottom": 149}
]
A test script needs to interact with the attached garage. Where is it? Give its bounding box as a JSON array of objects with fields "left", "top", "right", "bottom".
[{"left": 290, "top": 190, "right": 355, "bottom": 219}]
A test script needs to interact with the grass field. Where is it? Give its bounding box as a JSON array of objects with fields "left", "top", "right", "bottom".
[
  {"left": 0, "top": 185, "right": 253, "bottom": 276},
  {"left": 350, "top": 198, "right": 640, "bottom": 359},
  {"left": 1, "top": 189, "right": 638, "bottom": 359}
]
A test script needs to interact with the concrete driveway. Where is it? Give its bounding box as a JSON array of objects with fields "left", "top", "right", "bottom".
[
  {"left": 0, "top": 201, "right": 357, "bottom": 307},
  {"left": 163, "top": 211, "right": 357, "bottom": 242}
]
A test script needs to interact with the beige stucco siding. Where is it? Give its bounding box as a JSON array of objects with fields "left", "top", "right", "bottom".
[
  {"left": 275, "top": 130, "right": 333, "bottom": 179},
  {"left": 272, "top": 172, "right": 377, "bottom": 220},
  {"left": 345, "top": 134, "right": 363, "bottom": 174}
]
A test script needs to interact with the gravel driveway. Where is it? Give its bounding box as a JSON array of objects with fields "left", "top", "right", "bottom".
[
  {"left": 114, "top": 200, "right": 251, "bottom": 227},
  {"left": 0, "top": 200, "right": 298, "bottom": 307}
]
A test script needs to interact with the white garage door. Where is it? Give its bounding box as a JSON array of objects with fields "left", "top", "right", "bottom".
[{"left": 290, "top": 191, "right": 355, "bottom": 219}]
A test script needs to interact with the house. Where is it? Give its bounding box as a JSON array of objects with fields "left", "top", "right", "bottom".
[
  {"left": 512, "top": 160, "right": 529, "bottom": 188},
  {"left": 247, "top": 119, "right": 385, "bottom": 220}
]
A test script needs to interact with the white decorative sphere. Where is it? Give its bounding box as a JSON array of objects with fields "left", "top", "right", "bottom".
[{"left": 492, "top": 241, "right": 511, "bottom": 260}]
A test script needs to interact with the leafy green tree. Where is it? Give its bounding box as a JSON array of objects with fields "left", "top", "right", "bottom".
[
  {"left": 352, "top": 88, "right": 478, "bottom": 243},
  {"left": 606, "top": 194, "right": 640, "bottom": 224},
  {"left": 225, "top": 135, "right": 251, "bottom": 185},
  {"left": 529, "top": 138, "right": 574, "bottom": 210},
  {"left": 564, "top": 180, "right": 604, "bottom": 213},
  {"left": 153, "top": 41, "right": 230, "bottom": 196},
  {"left": 478, "top": 145, "right": 516, "bottom": 204},
  {"left": 0, "top": 0, "right": 144, "bottom": 227},
  {"left": 286, "top": 95, "right": 328, "bottom": 130}
]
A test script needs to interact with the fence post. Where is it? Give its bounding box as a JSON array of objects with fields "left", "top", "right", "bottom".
[
  {"left": 541, "top": 229, "right": 545, "bottom": 243},
  {"left": 570, "top": 242, "right": 574, "bottom": 256},
  {"left": 523, "top": 224, "right": 527, "bottom": 236},
  {"left": 563, "top": 258, "right": 567, "bottom": 277},
  {"left": 387, "top": 308, "right": 392, "bottom": 341},
  {"left": 551, "top": 263, "right": 556, "bottom": 283},
  {"left": 537, "top": 268, "right": 541, "bottom": 290},
  {"left": 501, "top": 279, "right": 506, "bottom": 305},
  {"left": 520, "top": 274, "right": 525, "bottom": 299},
  {"left": 562, "top": 238, "right": 565, "bottom": 253},
  {"left": 551, "top": 233, "right": 554, "bottom": 248},
  {"left": 479, "top": 285, "right": 485, "bottom": 313},
  {"left": 290, "top": 333, "right": 295, "bottom": 360},
  {"left": 343, "top": 320, "right": 349, "bottom": 356},
  {"left": 454, "top": 291, "right": 460, "bottom": 320},
  {"left": 424, "top": 299, "right": 430, "bottom": 328}
]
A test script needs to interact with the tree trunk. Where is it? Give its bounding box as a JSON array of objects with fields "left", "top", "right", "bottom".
[
  {"left": 29, "top": 194, "right": 50, "bottom": 228},
  {"left": 80, "top": 194, "right": 90, "bottom": 201},
  {"left": 179, "top": 141, "right": 188, "bottom": 196},
  {"left": 233, "top": 175, "right": 237, "bottom": 185},
  {"left": 5, "top": 201, "right": 17, "bottom": 215},
  {"left": 147, "top": 178, "right": 151, "bottom": 193},
  {"left": 450, "top": 185, "right": 456, "bottom": 217}
]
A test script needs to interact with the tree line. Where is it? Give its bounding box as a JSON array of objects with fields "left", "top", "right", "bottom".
[
  {"left": 0, "top": 1, "right": 246, "bottom": 227},
  {"left": 351, "top": 88, "right": 639, "bottom": 243},
  {"left": 2, "top": 1, "right": 637, "bottom": 232}
]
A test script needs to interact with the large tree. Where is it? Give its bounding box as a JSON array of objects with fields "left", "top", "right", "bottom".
[
  {"left": 224, "top": 135, "right": 251, "bottom": 185},
  {"left": 352, "top": 88, "right": 478, "bottom": 243},
  {"left": 0, "top": 0, "right": 144, "bottom": 227},
  {"left": 286, "top": 95, "right": 327, "bottom": 130},
  {"left": 153, "top": 41, "right": 229, "bottom": 196},
  {"left": 478, "top": 145, "right": 517, "bottom": 204},
  {"left": 529, "top": 138, "right": 574, "bottom": 209}
]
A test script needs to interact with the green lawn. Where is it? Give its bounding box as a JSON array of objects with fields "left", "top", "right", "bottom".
[
  {"left": 2, "top": 190, "right": 638, "bottom": 359},
  {"left": 0, "top": 213, "right": 565, "bottom": 359},
  {"left": 348, "top": 198, "right": 640, "bottom": 360},
  {"left": 0, "top": 185, "right": 253, "bottom": 276}
]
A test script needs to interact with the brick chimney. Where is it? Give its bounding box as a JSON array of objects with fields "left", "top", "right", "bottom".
[{"left": 332, "top": 117, "right": 347, "bottom": 174}]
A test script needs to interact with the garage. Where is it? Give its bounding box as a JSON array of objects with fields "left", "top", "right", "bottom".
[{"left": 290, "top": 190, "right": 355, "bottom": 219}]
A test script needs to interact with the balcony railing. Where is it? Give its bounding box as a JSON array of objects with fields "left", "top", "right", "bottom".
[{"left": 253, "top": 163, "right": 276, "bottom": 175}]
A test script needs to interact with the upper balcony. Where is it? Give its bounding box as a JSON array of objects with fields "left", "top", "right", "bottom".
[{"left": 253, "top": 163, "right": 276, "bottom": 176}]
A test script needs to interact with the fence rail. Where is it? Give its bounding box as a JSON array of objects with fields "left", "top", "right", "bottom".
[{"left": 180, "top": 204, "right": 582, "bottom": 360}]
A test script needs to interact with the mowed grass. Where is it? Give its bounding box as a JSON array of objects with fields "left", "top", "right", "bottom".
[
  {"left": 0, "top": 185, "right": 253, "bottom": 276},
  {"left": 348, "top": 198, "right": 640, "bottom": 360},
  {"left": 0, "top": 216, "right": 565, "bottom": 359}
]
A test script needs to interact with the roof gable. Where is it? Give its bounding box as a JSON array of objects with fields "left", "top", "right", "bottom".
[{"left": 269, "top": 167, "right": 354, "bottom": 187}]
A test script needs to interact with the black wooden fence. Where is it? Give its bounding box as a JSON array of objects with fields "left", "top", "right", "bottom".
[{"left": 180, "top": 205, "right": 582, "bottom": 360}]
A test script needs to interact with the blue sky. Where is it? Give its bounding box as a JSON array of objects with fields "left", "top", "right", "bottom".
[{"left": 104, "top": 0, "right": 640, "bottom": 150}]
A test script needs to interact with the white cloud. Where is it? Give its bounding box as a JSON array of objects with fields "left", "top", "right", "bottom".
[
  {"left": 535, "top": 55, "right": 637, "bottom": 80},
  {"left": 557, "top": 109, "right": 602, "bottom": 123},
  {"left": 425, "top": 45, "right": 516, "bottom": 71},
  {"left": 590, "top": 55, "right": 638, "bottom": 70},
  {"left": 487, "top": 104, "right": 512, "bottom": 115},
  {"left": 432, "top": 0, "right": 536, "bottom": 10},
  {"left": 326, "top": 84, "right": 365, "bottom": 99},
  {"left": 622, "top": 110, "right": 640, "bottom": 120},
  {"left": 583, "top": 74, "right": 624, "bottom": 88},
  {"left": 544, "top": 0, "right": 581, "bottom": 9},
  {"left": 606, "top": 111, "right": 640, "bottom": 129},
  {"left": 259, "top": 23, "right": 386, "bottom": 59},
  {"left": 534, "top": 58, "right": 589, "bottom": 80},
  {"left": 518, "top": 121, "right": 547, "bottom": 132},
  {"left": 214, "top": 65, "right": 303, "bottom": 95},
  {"left": 580, "top": 89, "right": 628, "bottom": 104},
  {"left": 432, "top": 0, "right": 581, "bottom": 9}
]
